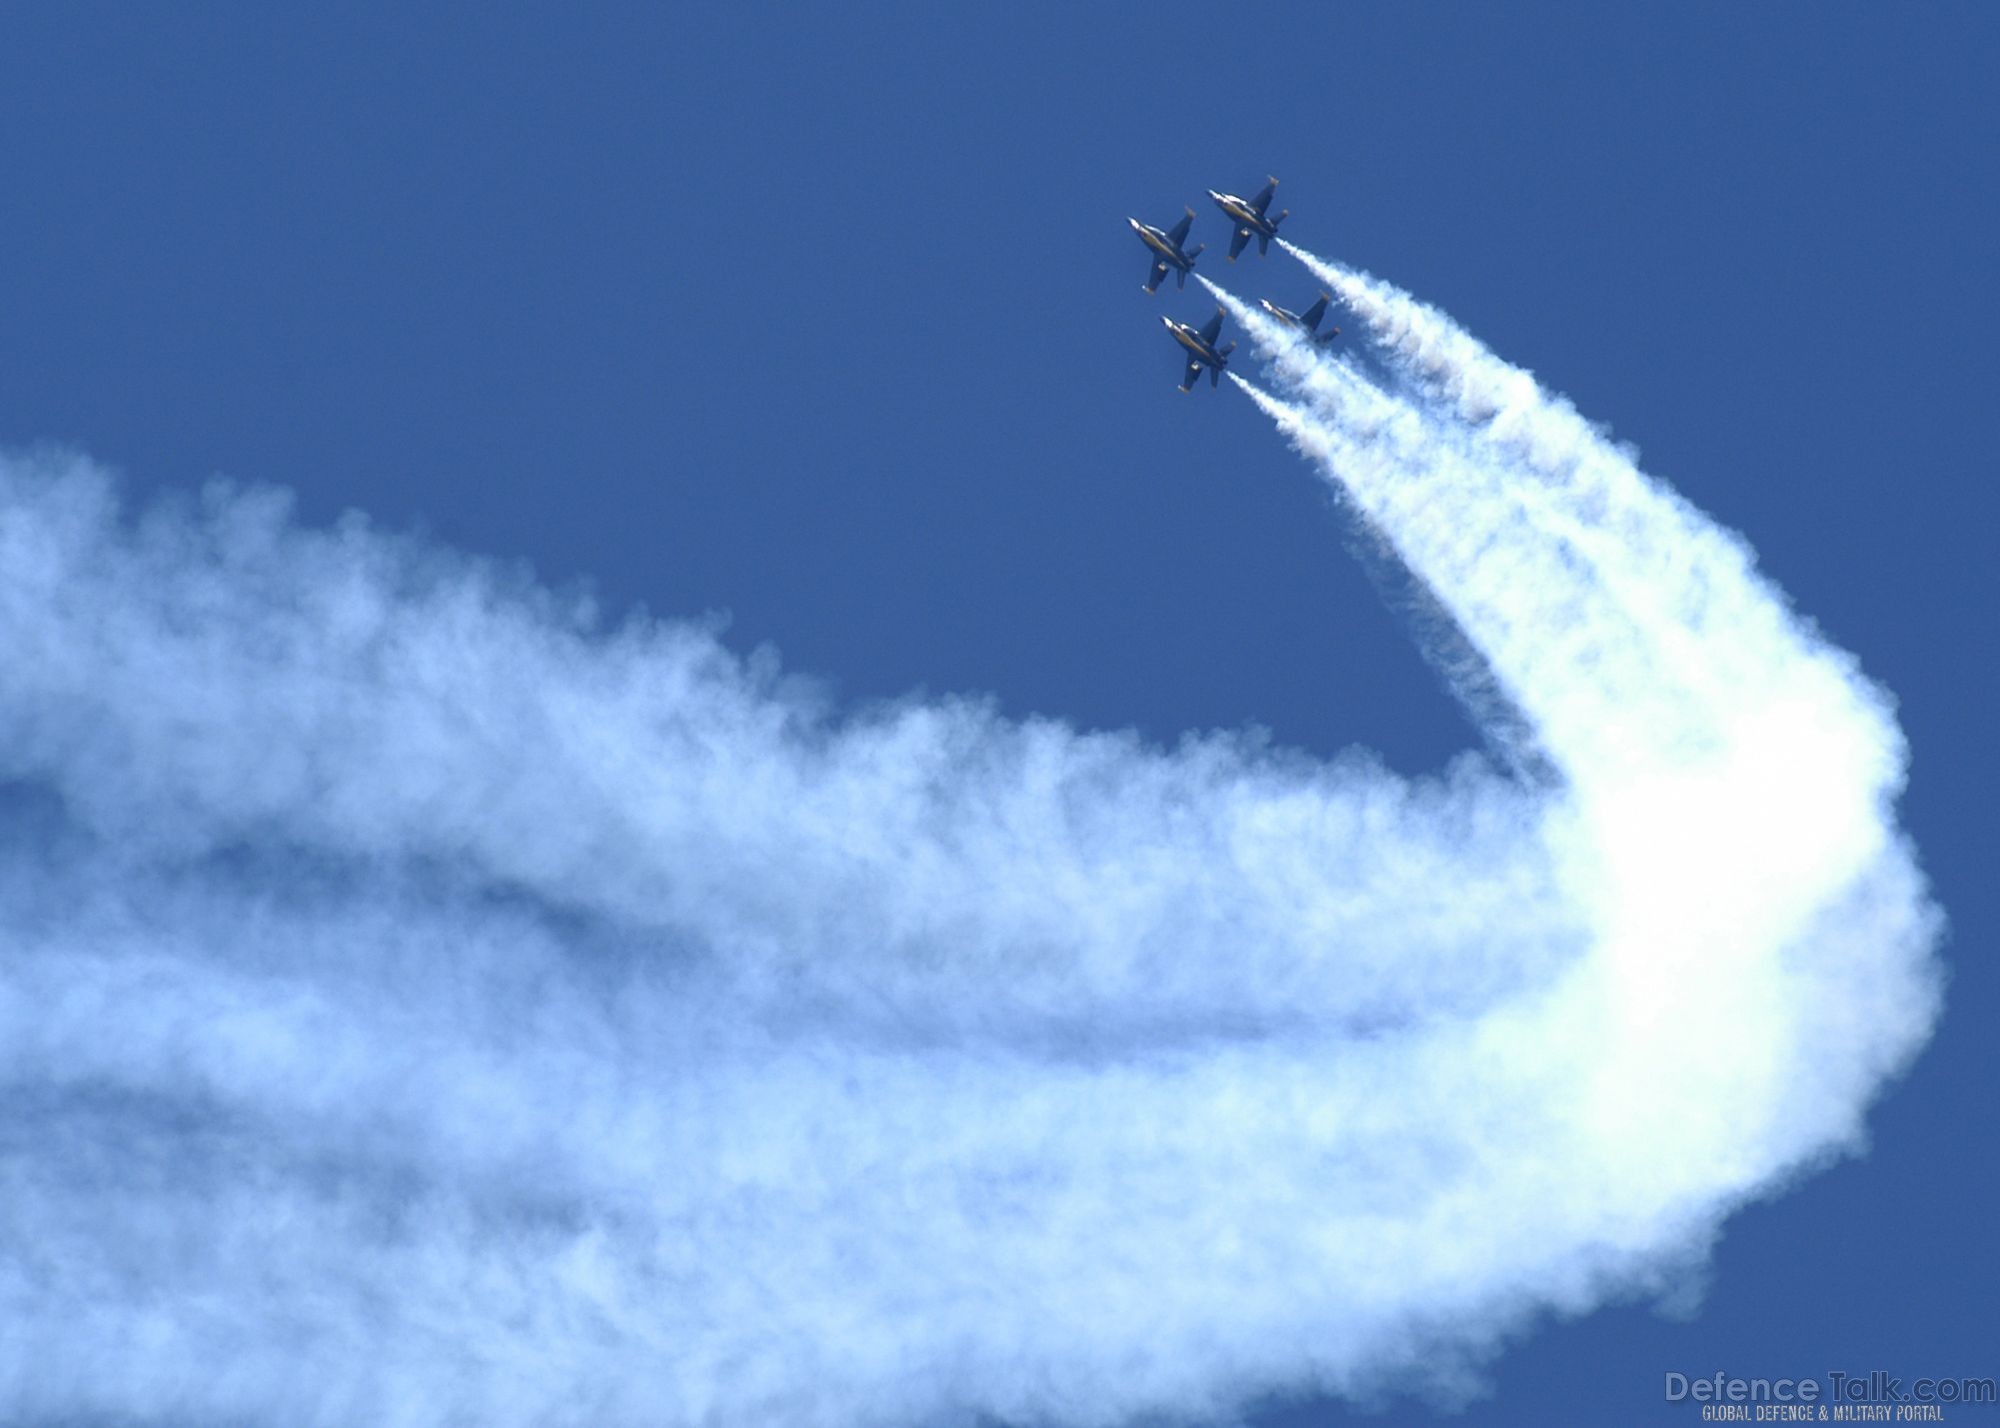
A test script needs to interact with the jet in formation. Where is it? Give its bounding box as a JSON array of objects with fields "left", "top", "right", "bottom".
[
  {"left": 1128, "top": 208, "right": 1205, "bottom": 293},
  {"left": 1258, "top": 291, "right": 1340, "bottom": 345},
  {"left": 1209, "top": 175, "right": 1288, "bottom": 260},
  {"left": 1162, "top": 306, "right": 1235, "bottom": 392}
]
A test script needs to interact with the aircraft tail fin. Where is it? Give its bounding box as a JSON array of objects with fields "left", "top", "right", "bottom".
[{"left": 1301, "top": 295, "right": 1330, "bottom": 333}]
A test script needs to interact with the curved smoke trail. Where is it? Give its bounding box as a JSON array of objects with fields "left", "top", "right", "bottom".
[{"left": 0, "top": 247, "right": 1940, "bottom": 1427}]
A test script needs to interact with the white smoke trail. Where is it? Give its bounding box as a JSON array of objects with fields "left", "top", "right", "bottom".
[
  {"left": 1275, "top": 238, "right": 1803, "bottom": 712},
  {"left": 0, "top": 243, "right": 1940, "bottom": 1428},
  {"left": 1203, "top": 276, "right": 1743, "bottom": 778},
  {"left": 1210, "top": 248, "right": 1941, "bottom": 1354}
]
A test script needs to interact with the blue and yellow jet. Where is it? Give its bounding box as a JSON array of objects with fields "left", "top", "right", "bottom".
[
  {"left": 1257, "top": 291, "right": 1340, "bottom": 345},
  {"left": 1162, "top": 306, "right": 1236, "bottom": 392},
  {"left": 1128, "top": 208, "right": 1205, "bottom": 293},
  {"left": 1208, "top": 175, "right": 1289, "bottom": 260}
]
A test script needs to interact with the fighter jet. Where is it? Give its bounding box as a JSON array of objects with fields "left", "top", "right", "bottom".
[
  {"left": 1209, "top": 175, "right": 1288, "bottom": 260},
  {"left": 1258, "top": 291, "right": 1340, "bottom": 345},
  {"left": 1162, "top": 306, "right": 1236, "bottom": 392},
  {"left": 1128, "top": 208, "right": 1205, "bottom": 293}
]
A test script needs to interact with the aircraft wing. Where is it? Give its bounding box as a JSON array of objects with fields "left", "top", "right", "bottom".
[
  {"left": 1180, "top": 357, "right": 1204, "bottom": 393},
  {"left": 1198, "top": 308, "right": 1225, "bottom": 346},
  {"left": 1250, "top": 176, "right": 1277, "bottom": 215},
  {"left": 1144, "top": 259, "right": 1169, "bottom": 294},
  {"left": 1227, "top": 227, "right": 1252, "bottom": 261},
  {"left": 1165, "top": 208, "right": 1194, "bottom": 248}
]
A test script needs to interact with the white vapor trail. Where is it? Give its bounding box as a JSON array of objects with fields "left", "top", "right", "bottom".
[{"left": 0, "top": 245, "right": 1940, "bottom": 1428}]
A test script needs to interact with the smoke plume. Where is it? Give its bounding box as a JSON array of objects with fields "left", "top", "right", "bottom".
[{"left": 0, "top": 250, "right": 1940, "bottom": 1426}]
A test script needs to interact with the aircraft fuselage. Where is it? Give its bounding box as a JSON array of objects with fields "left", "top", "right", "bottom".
[
  {"left": 1210, "top": 190, "right": 1279, "bottom": 238},
  {"left": 1256, "top": 293, "right": 1338, "bottom": 343},
  {"left": 1130, "top": 217, "right": 1195, "bottom": 268},
  {"left": 1131, "top": 219, "right": 1173, "bottom": 258},
  {"left": 1163, "top": 316, "right": 1226, "bottom": 368}
]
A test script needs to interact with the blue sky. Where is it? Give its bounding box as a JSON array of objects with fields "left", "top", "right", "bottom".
[{"left": 2, "top": 4, "right": 1995, "bottom": 1424}]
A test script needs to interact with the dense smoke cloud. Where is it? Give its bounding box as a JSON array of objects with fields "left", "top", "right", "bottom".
[{"left": 0, "top": 255, "right": 1940, "bottom": 1425}]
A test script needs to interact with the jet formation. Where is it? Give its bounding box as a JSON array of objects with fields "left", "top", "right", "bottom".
[{"left": 1127, "top": 174, "right": 1336, "bottom": 393}]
